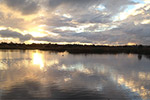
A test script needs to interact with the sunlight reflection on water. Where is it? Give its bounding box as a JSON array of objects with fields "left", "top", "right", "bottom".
[
  {"left": 0, "top": 50, "right": 150, "bottom": 100},
  {"left": 32, "top": 52, "right": 44, "bottom": 69}
]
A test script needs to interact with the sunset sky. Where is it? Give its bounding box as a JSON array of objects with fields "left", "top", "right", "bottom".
[{"left": 0, "top": 0, "right": 150, "bottom": 45}]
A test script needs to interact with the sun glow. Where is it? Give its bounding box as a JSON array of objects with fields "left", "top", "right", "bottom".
[
  {"left": 0, "top": 27, "right": 7, "bottom": 30},
  {"left": 25, "top": 27, "right": 47, "bottom": 37},
  {"left": 32, "top": 52, "right": 44, "bottom": 69},
  {"left": 25, "top": 40, "right": 49, "bottom": 44},
  {"left": 127, "top": 42, "right": 136, "bottom": 46}
]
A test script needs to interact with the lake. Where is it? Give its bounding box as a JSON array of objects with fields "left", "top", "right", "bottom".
[{"left": 0, "top": 50, "right": 150, "bottom": 100}]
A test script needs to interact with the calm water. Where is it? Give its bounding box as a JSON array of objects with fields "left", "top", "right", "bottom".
[{"left": 0, "top": 50, "right": 150, "bottom": 100}]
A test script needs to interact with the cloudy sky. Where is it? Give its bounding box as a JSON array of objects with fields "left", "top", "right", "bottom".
[{"left": 0, "top": 0, "right": 150, "bottom": 45}]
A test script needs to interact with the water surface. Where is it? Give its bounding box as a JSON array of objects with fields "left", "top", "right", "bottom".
[{"left": 0, "top": 50, "right": 150, "bottom": 100}]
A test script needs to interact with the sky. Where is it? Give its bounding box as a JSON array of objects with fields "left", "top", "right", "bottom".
[{"left": 0, "top": 0, "right": 150, "bottom": 45}]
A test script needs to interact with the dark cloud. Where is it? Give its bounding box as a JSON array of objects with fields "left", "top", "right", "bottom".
[
  {"left": 46, "top": 15, "right": 74, "bottom": 27},
  {"left": 32, "top": 31, "right": 126, "bottom": 45},
  {"left": 3, "top": 0, "right": 40, "bottom": 15},
  {"left": 0, "top": 12, "right": 26, "bottom": 30},
  {"left": 37, "top": 0, "right": 150, "bottom": 45},
  {"left": 47, "top": 0, "right": 135, "bottom": 12},
  {"left": 114, "top": 5, "right": 150, "bottom": 45},
  {"left": 75, "top": 13, "right": 111, "bottom": 24},
  {"left": 45, "top": 0, "right": 136, "bottom": 25},
  {"left": 101, "top": 0, "right": 135, "bottom": 14},
  {"left": 0, "top": 0, "right": 149, "bottom": 45},
  {"left": 48, "top": 0, "right": 100, "bottom": 10},
  {"left": 34, "top": 35, "right": 92, "bottom": 43},
  {"left": 46, "top": 0, "right": 136, "bottom": 18},
  {"left": 0, "top": 29, "right": 32, "bottom": 41},
  {"left": 121, "top": 23, "right": 150, "bottom": 44}
]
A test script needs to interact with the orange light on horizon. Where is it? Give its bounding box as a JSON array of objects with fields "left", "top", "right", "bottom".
[{"left": 127, "top": 42, "right": 136, "bottom": 46}]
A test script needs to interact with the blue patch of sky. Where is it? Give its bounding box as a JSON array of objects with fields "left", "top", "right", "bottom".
[
  {"left": 131, "top": 0, "right": 145, "bottom": 4},
  {"left": 124, "top": 0, "right": 144, "bottom": 12},
  {"left": 124, "top": 5, "right": 136, "bottom": 12},
  {"left": 96, "top": 4, "right": 106, "bottom": 11}
]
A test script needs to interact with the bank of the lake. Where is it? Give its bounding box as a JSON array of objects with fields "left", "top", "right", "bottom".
[{"left": 0, "top": 43, "right": 150, "bottom": 54}]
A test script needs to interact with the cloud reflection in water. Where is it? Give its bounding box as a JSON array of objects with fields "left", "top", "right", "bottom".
[{"left": 0, "top": 50, "right": 150, "bottom": 100}]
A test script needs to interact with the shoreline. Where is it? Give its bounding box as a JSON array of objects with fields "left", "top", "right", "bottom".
[{"left": 0, "top": 43, "right": 150, "bottom": 55}]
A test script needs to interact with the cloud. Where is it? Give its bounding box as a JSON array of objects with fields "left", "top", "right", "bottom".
[
  {"left": 3, "top": 0, "right": 40, "bottom": 15},
  {"left": 0, "top": 29, "right": 32, "bottom": 41},
  {"left": 45, "top": 15, "right": 74, "bottom": 27},
  {"left": 45, "top": 0, "right": 135, "bottom": 24},
  {"left": 120, "top": 23, "right": 150, "bottom": 44},
  {"left": 34, "top": 34, "right": 92, "bottom": 43},
  {"left": 101, "top": 0, "right": 135, "bottom": 13},
  {"left": 0, "top": 0, "right": 149, "bottom": 45},
  {"left": 0, "top": 12, "right": 26, "bottom": 30},
  {"left": 47, "top": 0, "right": 134, "bottom": 12},
  {"left": 74, "top": 13, "right": 112, "bottom": 24},
  {"left": 115, "top": 4, "right": 150, "bottom": 44},
  {"left": 48, "top": 0, "right": 100, "bottom": 10}
]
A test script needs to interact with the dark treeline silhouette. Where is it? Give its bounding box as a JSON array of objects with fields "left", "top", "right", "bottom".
[{"left": 0, "top": 42, "right": 150, "bottom": 54}]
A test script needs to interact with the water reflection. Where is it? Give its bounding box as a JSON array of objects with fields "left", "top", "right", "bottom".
[
  {"left": 1, "top": 80, "right": 111, "bottom": 100},
  {"left": 0, "top": 50, "right": 150, "bottom": 100},
  {"left": 32, "top": 51, "right": 44, "bottom": 69},
  {"left": 138, "top": 54, "right": 142, "bottom": 60},
  {"left": 145, "top": 55, "right": 150, "bottom": 61}
]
